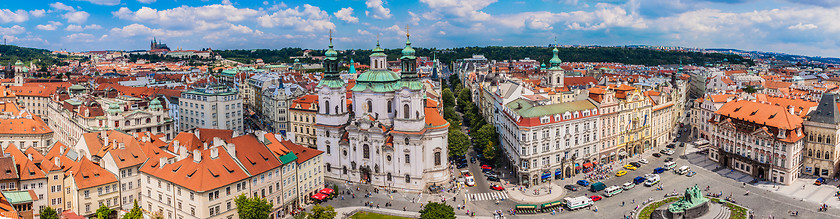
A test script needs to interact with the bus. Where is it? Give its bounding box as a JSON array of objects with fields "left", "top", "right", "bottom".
[
  {"left": 563, "top": 196, "right": 593, "bottom": 210},
  {"left": 664, "top": 161, "right": 677, "bottom": 170},
  {"left": 604, "top": 185, "right": 623, "bottom": 197},
  {"left": 644, "top": 174, "right": 661, "bottom": 186}
]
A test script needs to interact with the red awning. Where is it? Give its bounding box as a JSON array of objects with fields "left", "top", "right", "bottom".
[
  {"left": 319, "top": 188, "right": 334, "bottom": 194},
  {"left": 311, "top": 193, "right": 327, "bottom": 200},
  {"left": 592, "top": 161, "right": 599, "bottom": 165},
  {"left": 582, "top": 163, "right": 593, "bottom": 168},
  {"left": 575, "top": 166, "right": 582, "bottom": 170}
]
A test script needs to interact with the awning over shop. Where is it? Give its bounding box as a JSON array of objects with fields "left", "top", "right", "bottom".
[
  {"left": 319, "top": 188, "right": 334, "bottom": 194},
  {"left": 575, "top": 166, "right": 582, "bottom": 170},
  {"left": 555, "top": 169, "right": 562, "bottom": 175},
  {"left": 582, "top": 163, "right": 593, "bottom": 168},
  {"left": 311, "top": 193, "right": 327, "bottom": 200}
]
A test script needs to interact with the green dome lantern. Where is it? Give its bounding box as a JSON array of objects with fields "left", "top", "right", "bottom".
[
  {"left": 324, "top": 30, "right": 338, "bottom": 61},
  {"left": 401, "top": 27, "right": 415, "bottom": 58},
  {"left": 549, "top": 47, "right": 562, "bottom": 66}
]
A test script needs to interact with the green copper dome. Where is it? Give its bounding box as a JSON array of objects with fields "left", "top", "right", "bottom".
[
  {"left": 401, "top": 36, "right": 415, "bottom": 58},
  {"left": 549, "top": 47, "right": 562, "bottom": 65},
  {"left": 325, "top": 43, "right": 338, "bottom": 61}
]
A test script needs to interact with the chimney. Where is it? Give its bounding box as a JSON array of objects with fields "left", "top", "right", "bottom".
[
  {"left": 194, "top": 129, "right": 200, "bottom": 139},
  {"left": 789, "top": 106, "right": 794, "bottom": 115},
  {"left": 101, "top": 130, "right": 108, "bottom": 146},
  {"left": 59, "top": 146, "right": 64, "bottom": 154},
  {"left": 203, "top": 142, "right": 208, "bottom": 150},
  {"left": 54, "top": 157, "right": 60, "bottom": 167},
  {"left": 173, "top": 140, "right": 180, "bottom": 150},
  {"left": 113, "top": 141, "right": 118, "bottom": 150},
  {"left": 159, "top": 157, "right": 166, "bottom": 168},
  {"left": 132, "top": 133, "right": 138, "bottom": 139},
  {"left": 179, "top": 146, "right": 187, "bottom": 161},
  {"left": 210, "top": 147, "right": 219, "bottom": 159},
  {"left": 27, "top": 154, "right": 32, "bottom": 161},
  {"left": 119, "top": 142, "right": 125, "bottom": 149},
  {"left": 193, "top": 149, "right": 201, "bottom": 163}
]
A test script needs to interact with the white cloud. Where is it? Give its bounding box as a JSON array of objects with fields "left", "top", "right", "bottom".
[
  {"left": 257, "top": 4, "right": 335, "bottom": 32},
  {"left": 110, "top": 23, "right": 190, "bottom": 37},
  {"left": 0, "top": 25, "right": 25, "bottom": 35},
  {"left": 788, "top": 22, "right": 818, "bottom": 30},
  {"left": 222, "top": 0, "right": 232, "bottom": 5},
  {"left": 63, "top": 11, "right": 90, "bottom": 24},
  {"left": 408, "top": 11, "right": 420, "bottom": 25},
  {"left": 113, "top": 5, "right": 260, "bottom": 27},
  {"left": 36, "top": 21, "right": 63, "bottom": 30},
  {"left": 419, "top": 0, "right": 495, "bottom": 21},
  {"left": 49, "top": 2, "right": 76, "bottom": 12},
  {"left": 65, "top": 33, "right": 96, "bottom": 42},
  {"left": 357, "top": 29, "right": 372, "bottom": 36},
  {"left": 334, "top": 7, "right": 358, "bottom": 24},
  {"left": 0, "top": 9, "right": 30, "bottom": 23},
  {"left": 138, "top": 0, "right": 156, "bottom": 3},
  {"left": 65, "top": 24, "right": 102, "bottom": 31},
  {"left": 365, "top": 0, "right": 392, "bottom": 19},
  {"left": 78, "top": 0, "right": 121, "bottom": 6},
  {"left": 30, "top": 10, "right": 46, "bottom": 17}
]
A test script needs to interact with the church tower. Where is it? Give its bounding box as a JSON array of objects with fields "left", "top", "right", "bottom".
[
  {"left": 316, "top": 30, "right": 349, "bottom": 163},
  {"left": 546, "top": 40, "right": 564, "bottom": 88},
  {"left": 394, "top": 26, "right": 425, "bottom": 132}
]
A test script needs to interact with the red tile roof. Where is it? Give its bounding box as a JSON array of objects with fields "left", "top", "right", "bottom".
[
  {"left": 281, "top": 140, "right": 323, "bottom": 164},
  {"left": 228, "top": 134, "right": 282, "bottom": 175},
  {"left": 67, "top": 157, "right": 117, "bottom": 189}
]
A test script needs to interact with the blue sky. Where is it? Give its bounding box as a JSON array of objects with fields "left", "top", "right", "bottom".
[{"left": 2, "top": 0, "right": 840, "bottom": 57}]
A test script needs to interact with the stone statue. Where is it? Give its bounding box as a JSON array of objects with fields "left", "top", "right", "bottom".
[{"left": 668, "top": 185, "right": 709, "bottom": 213}]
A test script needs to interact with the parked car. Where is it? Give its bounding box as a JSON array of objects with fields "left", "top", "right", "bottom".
[
  {"left": 481, "top": 165, "right": 493, "bottom": 170},
  {"left": 633, "top": 176, "right": 646, "bottom": 184},
  {"left": 470, "top": 157, "right": 477, "bottom": 163},
  {"left": 490, "top": 185, "right": 505, "bottom": 191},
  {"left": 686, "top": 171, "right": 697, "bottom": 177},
  {"left": 630, "top": 162, "right": 642, "bottom": 167},
  {"left": 664, "top": 157, "right": 674, "bottom": 162},
  {"left": 456, "top": 163, "right": 468, "bottom": 169},
  {"left": 663, "top": 150, "right": 675, "bottom": 155},
  {"left": 590, "top": 195, "right": 603, "bottom": 202},
  {"left": 487, "top": 176, "right": 500, "bottom": 182},
  {"left": 616, "top": 170, "right": 627, "bottom": 177},
  {"left": 565, "top": 184, "right": 578, "bottom": 191},
  {"left": 653, "top": 167, "right": 666, "bottom": 174},
  {"left": 652, "top": 153, "right": 662, "bottom": 157},
  {"left": 577, "top": 180, "right": 591, "bottom": 187},
  {"left": 624, "top": 164, "right": 637, "bottom": 170},
  {"left": 639, "top": 159, "right": 649, "bottom": 164},
  {"left": 666, "top": 144, "right": 676, "bottom": 149},
  {"left": 679, "top": 142, "right": 685, "bottom": 147}
]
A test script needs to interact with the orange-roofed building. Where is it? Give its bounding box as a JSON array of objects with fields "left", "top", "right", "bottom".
[
  {"left": 64, "top": 156, "right": 119, "bottom": 217},
  {"left": 279, "top": 139, "right": 323, "bottom": 208},
  {"left": 289, "top": 95, "right": 318, "bottom": 148},
  {"left": 708, "top": 100, "right": 804, "bottom": 185},
  {"left": 802, "top": 93, "right": 840, "bottom": 179},
  {"left": 74, "top": 130, "right": 149, "bottom": 210},
  {"left": 2, "top": 145, "right": 47, "bottom": 217},
  {"left": 690, "top": 93, "right": 738, "bottom": 140},
  {"left": 0, "top": 101, "right": 54, "bottom": 154}
]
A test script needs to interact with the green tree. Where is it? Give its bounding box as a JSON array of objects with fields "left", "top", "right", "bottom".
[
  {"left": 457, "top": 89, "right": 471, "bottom": 107},
  {"left": 234, "top": 194, "right": 274, "bottom": 219},
  {"left": 307, "top": 205, "right": 337, "bottom": 219},
  {"left": 442, "top": 88, "right": 456, "bottom": 107},
  {"left": 443, "top": 107, "right": 460, "bottom": 122},
  {"left": 743, "top": 85, "right": 757, "bottom": 93},
  {"left": 39, "top": 206, "right": 58, "bottom": 219},
  {"left": 95, "top": 204, "right": 113, "bottom": 219},
  {"left": 122, "top": 200, "right": 143, "bottom": 219},
  {"left": 448, "top": 130, "right": 469, "bottom": 157},
  {"left": 419, "top": 202, "right": 455, "bottom": 219},
  {"left": 473, "top": 124, "right": 497, "bottom": 151},
  {"left": 482, "top": 142, "right": 498, "bottom": 162}
]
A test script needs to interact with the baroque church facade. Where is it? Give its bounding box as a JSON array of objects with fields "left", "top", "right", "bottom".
[{"left": 315, "top": 32, "right": 450, "bottom": 191}]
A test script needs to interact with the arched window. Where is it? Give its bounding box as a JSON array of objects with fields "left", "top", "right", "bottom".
[
  {"left": 816, "top": 150, "right": 821, "bottom": 159},
  {"left": 326, "top": 145, "right": 330, "bottom": 154},
  {"left": 434, "top": 151, "right": 441, "bottom": 166},
  {"left": 367, "top": 100, "right": 373, "bottom": 113},
  {"left": 363, "top": 144, "right": 370, "bottom": 159},
  {"left": 387, "top": 100, "right": 393, "bottom": 113},
  {"left": 405, "top": 174, "right": 411, "bottom": 183},
  {"left": 334, "top": 106, "right": 339, "bottom": 114},
  {"left": 351, "top": 161, "right": 356, "bottom": 170},
  {"left": 125, "top": 120, "right": 130, "bottom": 126},
  {"left": 145, "top": 118, "right": 151, "bottom": 124},
  {"left": 827, "top": 151, "right": 831, "bottom": 160},
  {"left": 404, "top": 137, "right": 410, "bottom": 145},
  {"left": 809, "top": 149, "right": 813, "bottom": 156},
  {"left": 342, "top": 166, "right": 347, "bottom": 174},
  {"left": 326, "top": 163, "right": 331, "bottom": 172},
  {"left": 403, "top": 104, "right": 410, "bottom": 119},
  {"left": 374, "top": 164, "right": 379, "bottom": 173},
  {"left": 387, "top": 173, "right": 392, "bottom": 181},
  {"left": 325, "top": 100, "right": 330, "bottom": 114}
]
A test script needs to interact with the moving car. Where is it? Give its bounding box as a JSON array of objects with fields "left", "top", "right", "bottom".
[
  {"left": 487, "top": 176, "right": 500, "bottom": 182},
  {"left": 616, "top": 170, "right": 627, "bottom": 177},
  {"left": 816, "top": 177, "right": 826, "bottom": 185},
  {"left": 652, "top": 153, "right": 662, "bottom": 157},
  {"left": 577, "top": 180, "right": 590, "bottom": 187},
  {"left": 490, "top": 185, "right": 504, "bottom": 191},
  {"left": 590, "top": 182, "right": 606, "bottom": 192},
  {"left": 664, "top": 157, "right": 674, "bottom": 162},
  {"left": 465, "top": 176, "right": 475, "bottom": 186},
  {"left": 456, "top": 163, "right": 468, "bottom": 169},
  {"left": 686, "top": 171, "right": 696, "bottom": 177},
  {"left": 481, "top": 165, "right": 493, "bottom": 170},
  {"left": 590, "top": 195, "right": 603, "bottom": 202},
  {"left": 564, "top": 184, "right": 578, "bottom": 191},
  {"left": 624, "top": 164, "right": 637, "bottom": 170},
  {"left": 639, "top": 159, "right": 649, "bottom": 164},
  {"left": 644, "top": 174, "right": 660, "bottom": 186},
  {"left": 470, "top": 157, "right": 477, "bottom": 163}
]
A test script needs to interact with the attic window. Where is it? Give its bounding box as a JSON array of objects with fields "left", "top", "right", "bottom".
[
  {"left": 208, "top": 169, "right": 219, "bottom": 178},
  {"left": 4, "top": 170, "right": 9, "bottom": 174},
  {"left": 750, "top": 111, "right": 757, "bottom": 116},
  {"left": 734, "top": 107, "right": 742, "bottom": 112},
  {"left": 260, "top": 153, "right": 268, "bottom": 161},
  {"left": 224, "top": 165, "right": 235, "bottom": 173},
  {"left": 187, "top": 170, "right": 197, "bottom": 178},
  {"left": 172, "top": 165, "right": 181, "bottom": 172}
]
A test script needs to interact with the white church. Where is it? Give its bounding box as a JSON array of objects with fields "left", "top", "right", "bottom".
[{"left": 315, "top": 31, "right": 451, "bottom": 191}]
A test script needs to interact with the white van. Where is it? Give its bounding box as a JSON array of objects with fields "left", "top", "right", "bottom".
[
  {"left": 604, "top": 185, "right": 623, "bottom": 197},
  {"left": 664, "top": 161, "right": 677, "bottom": 170},
  {"left": 563, "top": 196, "right": 593, "bottom": 210},
  {"left": 644, "top": 174, "right": 661, "bottom": 186},
  {"left": 677, "top": 166, "right": 690, "bottom": 175},
  {"left": 622, "top": 182, "right": 635, "bottom": 190}
]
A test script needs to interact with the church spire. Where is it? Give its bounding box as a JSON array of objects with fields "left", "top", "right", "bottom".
[
  {"left": 318, "top": 30, "right": 344, "bottom": 88},
  {"left": 400, "top": 25, "right": 417, "bottom": 80}
]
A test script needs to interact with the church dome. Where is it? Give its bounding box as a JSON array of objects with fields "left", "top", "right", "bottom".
[{"left": 549, "top": 47, "right": 562, "bottom": 65}]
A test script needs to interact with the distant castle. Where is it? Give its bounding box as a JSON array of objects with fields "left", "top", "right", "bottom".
[{"left": 150, "top": 38, "right": 170, "bottom": 51}]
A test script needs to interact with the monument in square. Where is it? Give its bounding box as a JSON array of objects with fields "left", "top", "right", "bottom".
[{"left": 650, "top": 185, "right": 712, "bottom": 219}]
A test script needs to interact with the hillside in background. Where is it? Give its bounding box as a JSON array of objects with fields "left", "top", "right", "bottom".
[
  {"left": 218, "top": 46, "right": 752, "bottom": 67},
  {"left": 0, "top": 45, "right": 67, "bottom": 68}
]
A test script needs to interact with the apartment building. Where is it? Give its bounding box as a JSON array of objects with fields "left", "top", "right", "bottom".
[
  {"left": 288, "top": 95, "right": 318, "bottom": 148},
  {"left": 803, "top": 93, "right": 840, "bottom": 177},
  {"left": 3, "top": 145, "right": 47, "bottom": 218},
  {"left": 65, "top": 157, "right": 120, "bottom": 217},
  {"left": 0, "top": 101, "right": 53, "bottom": 153},
  {"left": 179, "top": 86, "right": 243, "bottom": 135}
]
